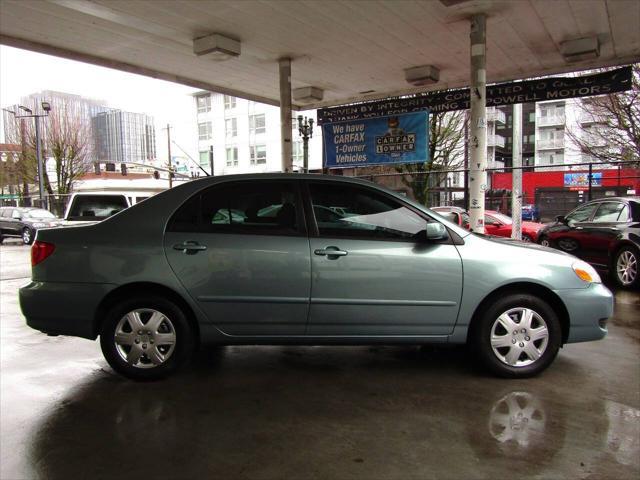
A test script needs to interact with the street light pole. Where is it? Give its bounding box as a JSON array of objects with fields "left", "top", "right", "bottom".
[
  {"left": 297, "top": 115, "right": 314, "bottom": 173},
  {"left": 4, "top": 102, "right": 51, "bottom": 209},
  {"left": 34, "top": 115, "right": 46, "bottom": 210}
]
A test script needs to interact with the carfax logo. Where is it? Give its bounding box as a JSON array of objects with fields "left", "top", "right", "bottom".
[{"left": 375, "top": 116, "right": 416, "bottom": 157}]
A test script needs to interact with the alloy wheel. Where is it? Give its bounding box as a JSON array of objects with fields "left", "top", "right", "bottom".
[
  {"left": 22, "top": 229, "right": 31, "bottom": 244},
  {"left": 490, "top": 308, "right": 549, "bottom": 367},
  {"left": 616, "top": 250, "right": 637, "bottom": 286},
  {"left": 114, "top": 308, "right": 177, "bottom": 369}
]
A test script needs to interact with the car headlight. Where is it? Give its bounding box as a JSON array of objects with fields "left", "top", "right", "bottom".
[
  {"left": 572, "top": 260, "right": 601, "bottom": 283},
  {"left": 32, "top": 222, "right": 46, "bottom": 228}
]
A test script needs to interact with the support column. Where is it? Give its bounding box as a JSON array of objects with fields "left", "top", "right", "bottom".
[
  {"left": 469, "top": 14, "right": 487, "bottom": 233},
  {"left": 279, "top": 58, "right": 293, "bottom": 172},
  {"left": 511, "top": 103, "right": 522, "bottom": 240}
]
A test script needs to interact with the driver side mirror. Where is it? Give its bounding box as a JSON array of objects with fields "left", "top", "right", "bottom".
[
  {"left": 416, "top": 223, "right": 448, "bottom": 242},
  {"left": 555, "top": 215, "right": 566, "bottom": 223}
]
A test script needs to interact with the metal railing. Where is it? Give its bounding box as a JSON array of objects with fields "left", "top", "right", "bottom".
[{"left": 537, "top": 115, "right": 565, "bottom": 127}]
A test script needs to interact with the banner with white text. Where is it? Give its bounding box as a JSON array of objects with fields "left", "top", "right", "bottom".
[{"left": 323, "top": 111, "right": 429, "bottom": 169}]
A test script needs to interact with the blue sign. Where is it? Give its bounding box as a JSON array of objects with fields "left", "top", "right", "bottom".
[
  {"left": 323, "top": 111, "right": 429, "bottom": 168},
  {"left": 564, "top": 172, "right": 602, "bottom": 188}
]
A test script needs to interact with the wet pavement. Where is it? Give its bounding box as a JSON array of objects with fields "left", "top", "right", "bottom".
[{"left": 1, "top": 242, "right": 639, "bottom": 479}]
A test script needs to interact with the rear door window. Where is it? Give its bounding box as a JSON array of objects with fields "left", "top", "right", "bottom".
[{"left": 167, "top": 181, "right": 303, "bottom": 236}]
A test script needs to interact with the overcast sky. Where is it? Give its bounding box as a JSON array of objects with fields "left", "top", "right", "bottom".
[{"left": 0, "top": 45, "right": 200, "bottom": 161}]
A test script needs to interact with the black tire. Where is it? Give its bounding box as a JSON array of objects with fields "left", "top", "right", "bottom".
[
  {"left": 22, "top": 227, "right": 34, "bottom": 245},
  {"left": 0, "top": 232, "right": 4, "bottom": 244},
  {"left": 100, "top": 295, "right": 195, "bottom": 380},
  {"left": 612, "top": 245, "right": 639, "bottom": 289},
  {"left": 472, "top": 293, "right": 562, "bottom": 378},
  {"left": 538, "top": 235, "right": 550, "bottom": 247},
  {"left": 522, "top": 234, "right": 533, "bottom": 243}
]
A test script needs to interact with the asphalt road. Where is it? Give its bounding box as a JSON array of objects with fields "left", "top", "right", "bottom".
[{"left": 1, "top": 242, "right": 639, "bottom": 480}]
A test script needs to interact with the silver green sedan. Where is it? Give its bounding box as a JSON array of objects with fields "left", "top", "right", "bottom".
[{"left": 19, "top": 174, "right": 612, "bottom": 380}]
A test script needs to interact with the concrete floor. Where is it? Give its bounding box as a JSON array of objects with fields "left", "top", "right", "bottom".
[{"left": 1, "top": 242, "right": 638, "bottom": 480}]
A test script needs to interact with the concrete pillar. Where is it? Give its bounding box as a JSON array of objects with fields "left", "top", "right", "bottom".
[
  {"left": 511, "top": 103, "right": 523, "bottom": 240},
  {"left": 469, "top": 14, "right": 487, "bottom": 233},
  {"left": 279, "top": 58, "right": 293, "bottom": 172}
]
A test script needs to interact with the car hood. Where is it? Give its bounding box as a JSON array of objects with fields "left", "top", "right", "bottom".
[
  {"left": 522, "top": 221, "right": 543, "bottom": 230},
  {"left": 480, "top": 234, "right": 573, "bottom": 255}
]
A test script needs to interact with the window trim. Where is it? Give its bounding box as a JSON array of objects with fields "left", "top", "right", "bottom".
[
  {"left": 166, "top": 179, "right": 307, "bottom": 237},
  {"left": 302, "top": 179, "right": 453, "bottom": 244}
]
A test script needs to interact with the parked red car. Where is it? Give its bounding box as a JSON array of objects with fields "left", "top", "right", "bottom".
[{"left": 432, "top": 206, "right": 544, "bottom": 242}]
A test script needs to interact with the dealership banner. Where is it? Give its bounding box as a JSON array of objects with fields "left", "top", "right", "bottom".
[
  {"left": 317, "top": 66, "right": 632, "bottom": 124},
  {"left": 323, "top": 111, "right": 428, "bottom": 168},
  {"left": 564, "top": 172, "right": 602, "bottom": 189}
]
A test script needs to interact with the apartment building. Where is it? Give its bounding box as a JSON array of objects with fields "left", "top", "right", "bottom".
[
  {"left": 495, "top": 98, "right": 603, "bottom": 171},
  {"left": 193, "top": 92, "right": 322, "bottom": 175}
]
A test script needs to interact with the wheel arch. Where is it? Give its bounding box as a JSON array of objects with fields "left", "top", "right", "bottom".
[
  {"left": 93, "top": 282, "right": 200, "bottom": 343},
  {"left": 467, "top": 282, "right": 570, "bottom": 345}
]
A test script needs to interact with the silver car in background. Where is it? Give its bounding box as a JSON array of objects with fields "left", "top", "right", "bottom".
[{"left": 19, "top": 174, "right": 612, "bottom": 380}]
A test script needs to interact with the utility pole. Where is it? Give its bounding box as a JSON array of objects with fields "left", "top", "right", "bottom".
[
  {"left": 511, "top": 103, "right": 523, "bottom": 241},
  {"left": 166, "top": 123, "right": 173, "bottom": 189},
  {"left": 209, "top": 145, "right": 214, "bottom": 176}
]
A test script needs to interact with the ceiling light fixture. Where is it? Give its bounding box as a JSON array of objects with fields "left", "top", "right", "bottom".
[
  {"left": 404, "top": 65, "right": 440, "bottom": 87},
  {"left": 560, "top": 37, "right": 600, "bottom": 63},
  {"left": 292, "top": 86, "right": 324, "bottom": 103},
  {"left": 193, "top": 33, "right": 241, "bottom": 61}
]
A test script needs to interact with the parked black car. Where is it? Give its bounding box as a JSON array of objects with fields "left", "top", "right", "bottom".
[
  {"left": 0, "top": 207, "right": 62, "bottom": 245},
  {"left": 537, "top": 197, "right": 640, "bottom": 288}
]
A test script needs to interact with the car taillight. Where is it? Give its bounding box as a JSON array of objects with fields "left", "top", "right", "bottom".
[{"left": 31, "top": 241, "right": 55, "bottom": 266}]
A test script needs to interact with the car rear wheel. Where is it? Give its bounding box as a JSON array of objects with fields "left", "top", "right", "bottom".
[
  {"left": 613, "top": 246, "right": 639, "bottom": 289},
  {"left": 22, "top": 227, "right": 34, "bottom": 245},
  {"left": 100, "top": 296, "right": 195, "bottom": 380},
  {"left": 473, "top": 293, "right": 562, "bottom": 378}
]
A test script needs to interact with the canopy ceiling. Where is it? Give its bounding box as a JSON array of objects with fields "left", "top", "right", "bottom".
[{"left": 1, "top": 0, "right": 639, "bottom": 109}]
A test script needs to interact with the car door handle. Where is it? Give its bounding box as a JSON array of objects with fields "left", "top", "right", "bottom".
[
  {"left": 575, "top": 226, "right": 583, "bottom": 230},
  {"left": 173, "top": 241, "right": 207, "bottom": 254},
  {"left": 314, "top": 247, "right": 348, "bottom": 258}
]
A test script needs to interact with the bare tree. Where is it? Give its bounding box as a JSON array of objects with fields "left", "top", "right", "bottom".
[
  {"left": 394, "top": 110, "right": 468, "bottom": 206},
  {"left": 3, "top": 96, "right": 94, "bottom": 207},
  {"left": 567, "top": 64, "right": 639, "bottom": 165}
]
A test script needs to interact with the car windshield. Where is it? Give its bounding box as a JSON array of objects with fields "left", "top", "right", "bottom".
[
  {"left": 24, "top": 209, "right": 55, "bottom": 219},
  {"left": 67, "top": 195, "right": 129, "bottom": 220}
]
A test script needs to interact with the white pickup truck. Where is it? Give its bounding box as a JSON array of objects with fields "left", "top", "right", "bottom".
[{"left": 62, "top": 193, "right": 146, "bottom": 225}]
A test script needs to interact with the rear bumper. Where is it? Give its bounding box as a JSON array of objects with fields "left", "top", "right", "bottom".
[
  {"left": 19, "top": 281, "right": 115, "bottom": 339},
  {"left": 555, "top": 283, "right": 613, "bottom": 343}
]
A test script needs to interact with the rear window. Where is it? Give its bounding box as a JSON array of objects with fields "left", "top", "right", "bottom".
[{"left": 67, "top": 195, "right": 129, "bottom": 220}]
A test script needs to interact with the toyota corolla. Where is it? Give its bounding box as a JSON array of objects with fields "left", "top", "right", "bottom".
[{"left": 20, "top": 174, "right": 612, "bottom": 380}]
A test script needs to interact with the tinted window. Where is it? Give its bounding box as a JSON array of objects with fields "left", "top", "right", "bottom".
[
  {"left": 592, "top": 202, "right": 626, "bottom": 223},
  {"left": 309, "top": 183, "right": 427, "bottom": 241},
  {"left": 565, "top": 203, "right": 599, "bottom": 226},
  {"left": 67, "top": 195, "right": 129, "bottom": 220},
  {"left": 0, "top": 209, "right": 10, "bottom": 218},
  {"left": 168, "top": 182, "right": 301, "bottom": 236}
]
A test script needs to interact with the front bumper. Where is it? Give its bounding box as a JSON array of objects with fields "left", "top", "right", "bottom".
[
  {"left": 19, "top": 281, "right": 115, "bottom": 339},
  {"left": 555, "top": 283, "right": 613, "bottom": 343}
]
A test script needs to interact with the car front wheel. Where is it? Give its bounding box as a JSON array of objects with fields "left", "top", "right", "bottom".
[
  {"left": 539, "top": 235, "right": 550, "bottom": 247},
  {"left": 473, "top": 293, "right": 562, "bottom": 378},
  {"left": 613, "top": 246, "right": 639, "bottom": 289},
  {"left": 100, "top": 296, "right": 195, "bottom": 380}
]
